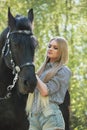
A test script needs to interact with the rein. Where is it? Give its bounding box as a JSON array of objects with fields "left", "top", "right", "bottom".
[{"left": 0, "top": 30, "right": 34, "bottom": 101}]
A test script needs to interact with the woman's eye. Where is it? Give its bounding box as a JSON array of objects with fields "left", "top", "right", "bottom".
[
  {"left": 48, "top": 45, "right": 51, "bottom": 48},
  {"left": 54, "top": 47, "right": 58, "bottom": 50},
  {"left": 48, "top": 44, "right": 58, "bottom": 50}
]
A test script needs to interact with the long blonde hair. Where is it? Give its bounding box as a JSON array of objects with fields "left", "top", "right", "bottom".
[{"left": 37, "top": 36, "right": 68, "bottom": 82}]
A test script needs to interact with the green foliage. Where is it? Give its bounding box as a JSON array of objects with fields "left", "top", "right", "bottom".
[{"left": 0, "top": 0, "right": 87, "bottom": 129}]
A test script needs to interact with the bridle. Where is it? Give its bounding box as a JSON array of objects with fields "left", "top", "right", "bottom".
[{"left": 0, "top": 30, "right": 35, "bottom": 100}]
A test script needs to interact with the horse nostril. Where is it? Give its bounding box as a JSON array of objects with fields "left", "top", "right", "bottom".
[{"left": 24, "top": 80, "right": 28, "bottom": 86}]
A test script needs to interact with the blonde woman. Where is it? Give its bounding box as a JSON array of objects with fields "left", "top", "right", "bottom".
[{"left": 26, "top": 36, "right": 71, "bottom": 130}]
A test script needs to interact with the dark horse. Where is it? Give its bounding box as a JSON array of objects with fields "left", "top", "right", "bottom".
[
  {"left": 0, "top": 8, "right": 70, "bottom": 130},
  {"left": 0, "top": 8, "right": 38, "bottom": 130}
]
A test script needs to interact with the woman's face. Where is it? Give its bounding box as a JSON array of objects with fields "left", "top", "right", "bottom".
[{"left": 47, "top": 40, "right": 61, "bottom": 62}]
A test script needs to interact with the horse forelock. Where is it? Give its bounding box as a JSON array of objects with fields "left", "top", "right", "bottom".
[{"left": 15, "top": 16, "right": 32, "bottom": 31}]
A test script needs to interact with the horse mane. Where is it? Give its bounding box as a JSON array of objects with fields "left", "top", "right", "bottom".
[{"left": 0, "top": 27, "right": 9, "bottom": 56}]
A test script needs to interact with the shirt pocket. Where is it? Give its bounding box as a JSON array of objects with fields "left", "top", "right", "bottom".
[{"left": 42, "top": 106, "right": 55, "bottom": 117}]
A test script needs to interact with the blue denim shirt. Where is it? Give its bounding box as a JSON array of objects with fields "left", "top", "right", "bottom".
[{"left": 32, "top": 62, "right": 71, "bottom": 113}]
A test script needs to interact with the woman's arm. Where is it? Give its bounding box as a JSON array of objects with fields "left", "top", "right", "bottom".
[
  {"left": 36, "top": 75, "right": 48, "bottom": 96},
  {"left": 36, "top": 66, "right": 71, "bottom": 98}
]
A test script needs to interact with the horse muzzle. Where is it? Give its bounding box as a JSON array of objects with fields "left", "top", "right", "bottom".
[{"left": 18, "top": 76, "right": 37, "bottom": 94}]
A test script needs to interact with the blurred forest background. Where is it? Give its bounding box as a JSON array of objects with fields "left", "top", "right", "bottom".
[{"left": 0, "top": 0, "right": 87, "bottom": 130}]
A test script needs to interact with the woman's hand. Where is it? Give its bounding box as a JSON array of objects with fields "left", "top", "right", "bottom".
[{"left": 36, "top": 75, "right": 48, "bottom": 96}]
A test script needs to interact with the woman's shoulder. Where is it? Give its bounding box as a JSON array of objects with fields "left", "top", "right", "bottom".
[
  {"left": 63, "top": 65, "right": 71, "bottom": 72},
  {"left": 57, "top": 65, "right": 72, "bottom": 77}
]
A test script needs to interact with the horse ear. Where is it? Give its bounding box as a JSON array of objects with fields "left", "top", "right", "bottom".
[
  {"left": 8, "top": 7, "right": 16, "bottom": 30},
  {"left": 28, "top": 8, "right": 34, "bottom": 23}
]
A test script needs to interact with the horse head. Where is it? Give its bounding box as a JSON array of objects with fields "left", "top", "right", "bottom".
[{"left": 2, "top": 7, "right": 38, "bottom": 94}]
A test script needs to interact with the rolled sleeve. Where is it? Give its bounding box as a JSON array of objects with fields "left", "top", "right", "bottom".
[{"left": 46, "top": 66, "right": 71, "bottom": 97}]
